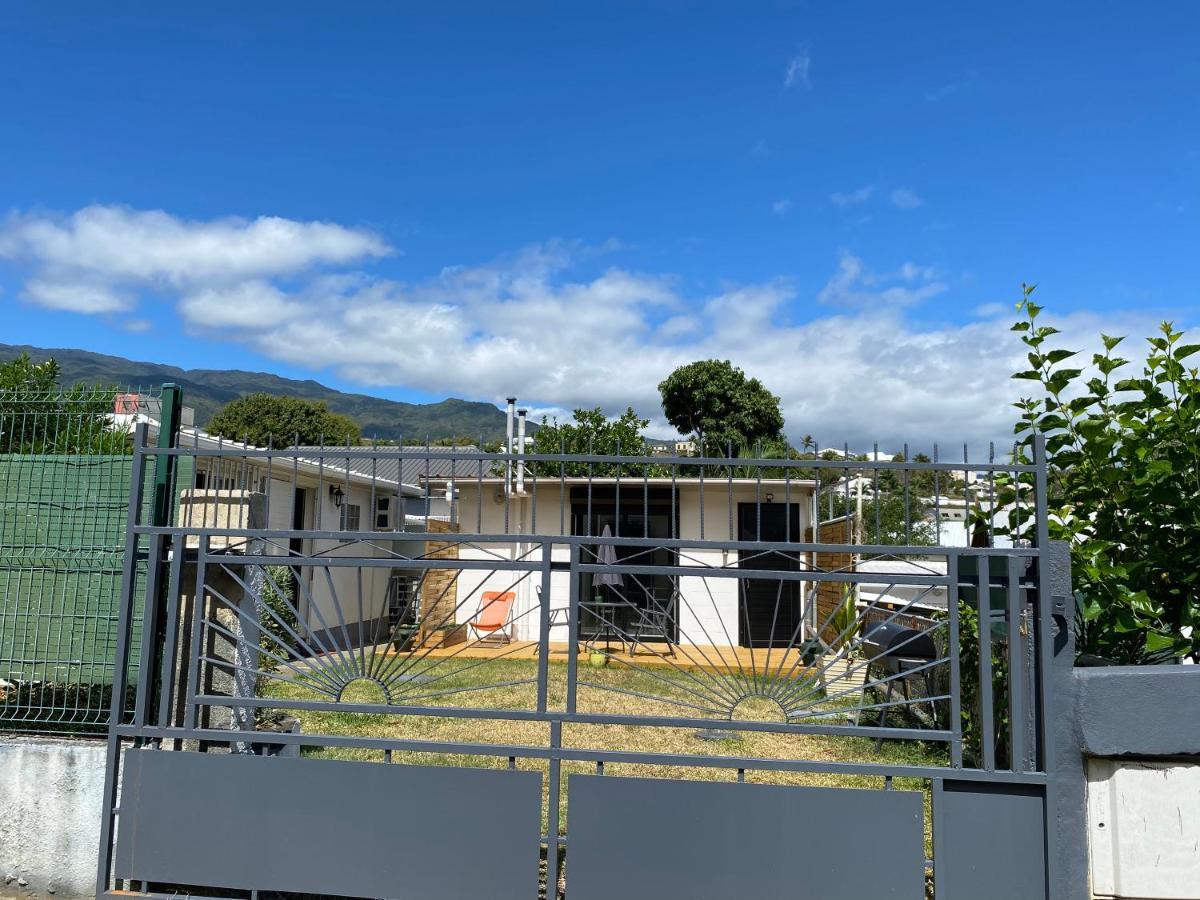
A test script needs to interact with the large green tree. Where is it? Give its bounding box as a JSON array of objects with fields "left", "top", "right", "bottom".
[
  {"left": 207, "top": 393, "right": 361, "bottom": 447},
  {"left": 1001, "top": 285, "right": 1200, "bottom": 663},
  {"left": 658, "top": 359, "right": 784, "bottom": 455}
]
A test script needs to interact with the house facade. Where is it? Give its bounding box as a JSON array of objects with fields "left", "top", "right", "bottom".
[{"left": 439, "top": 476, "right": 823, "bottom": 650}]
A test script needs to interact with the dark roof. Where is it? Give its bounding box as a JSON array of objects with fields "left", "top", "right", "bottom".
[{"left": 292, "top": 445, "right": 492, "bottom": 486}]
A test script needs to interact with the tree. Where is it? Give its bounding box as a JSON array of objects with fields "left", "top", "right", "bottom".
[
  {"left": 528, "top": 407, "right": 664, "bottom": 476},
  {"left": 0, "top": 353, "right": 124, "bottom": 453},
  {"left": 1000, "top": 285, "right": 1200, "bottom": 663},
  {"left": 658, "top": 360, "right": 784, "bottom": 455},
  {"left": 207, "top": 394, "right": 361, "bottom": 447}
]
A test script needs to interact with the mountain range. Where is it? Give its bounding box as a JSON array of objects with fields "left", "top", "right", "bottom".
[{"left": 0, "top": 343, "right": 515, "bottom": 441}]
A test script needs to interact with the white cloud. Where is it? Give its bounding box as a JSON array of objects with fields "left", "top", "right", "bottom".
[
  {"left": 830, "top": 185, "right": 875, "bottom": 206},
  {"left": 890, "top": 188, "right": 924, "bottom": 209},
  {"left": 771, "top": 199, "right": 793, "bottom": 215},
  {"left": 179, "top": 280, "right": 302, "bottom": 329},
  {"left": 24, "top": 278, "right": 131, "bottom": 313},
  {"left": 0, "top": 205, "right": 390, "bottom": 313},
  {"left": 784, "top": 47, "right": 812, "bottom": 89},
  {"left": 817, "top": 252, "right": 946, "bottom": 307},
  {"left": 0, "top": 204, "right": 1169, "bottom": 450},
  {"left": 925, "top": 73, "right": 977, "bottom": 103}
]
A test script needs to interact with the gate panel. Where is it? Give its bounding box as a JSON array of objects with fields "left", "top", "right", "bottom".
[
  {"left": 566, "top": 774, "right": 925, "bottom": 900},
  {"left": 114, "top": 748, "right": 543, "bottom": 899},
  {"left": 932, "top": 779, "right": 1047, "bottom": 900}
]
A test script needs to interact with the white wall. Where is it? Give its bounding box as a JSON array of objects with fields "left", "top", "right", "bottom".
[
  {"left": 0, "top": 737, "right": 107, "bottom": 898},
  {"left": 300, "top": 482, "right": 425, "bottom": 645},
  {"left": 1088, "top": 759, "right": 1200, "bottom": 899}
]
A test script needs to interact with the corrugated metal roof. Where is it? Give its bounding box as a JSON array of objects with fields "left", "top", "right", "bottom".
[{"left": 292, "top": 445, "right": 492, "bottom": 485}]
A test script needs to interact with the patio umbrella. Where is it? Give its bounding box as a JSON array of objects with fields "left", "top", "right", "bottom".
[{"left": 592, "top": 523, "right": 624, "bottom": 593}]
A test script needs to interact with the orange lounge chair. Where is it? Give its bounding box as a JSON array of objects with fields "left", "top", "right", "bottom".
[{"left": 469, "top": 591, "right": 515, "bottom": 644}]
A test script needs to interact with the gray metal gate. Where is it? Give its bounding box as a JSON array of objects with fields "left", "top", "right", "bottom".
[{"left": 97, "top": 427, "right": 1068, "bottom": 898}]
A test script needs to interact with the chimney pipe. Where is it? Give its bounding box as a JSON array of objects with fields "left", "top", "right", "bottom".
[
  {"left": 505, "top": 397, "right": 516, "bottom": 495},
  {"left": 516, "top": 409, "right": 527, "bottom": 494}
]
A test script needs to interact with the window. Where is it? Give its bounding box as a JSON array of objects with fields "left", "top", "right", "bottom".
[
  {"left": 375, "top": 497, "right": 392, "bottom": 530},
  {"left": 340, "top": 503, "right": 361, "bottom": 531}
]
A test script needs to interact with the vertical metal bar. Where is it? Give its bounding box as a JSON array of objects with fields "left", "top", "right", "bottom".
[
  {"left": 536, "top": 544, "right": 553, "bottom": 712},
  {"left": 1033, "top": 433, "right": 1051, "bottom": 770},
  {"left": 614, "top": 435, "right": 621, "bottom": 536},
  {"left": 933, "top": 443, "right": 942, "bottom": 545},
  {"left": 558, "top": 433, "right": 566, "bottom": 536},
  {"left": 151, "top": 384, "right": 182, "bottom": 529},
  {"left": 155, "top": 545, "right": 185, "bottom": 729},
  {"left": 1006, "top": 554, "right": 1025, "bottom": 772},
  {"left": 546, "top": 721, "right": 563, "bottom": 900},
  {"left": 184, "top": 534, "right": 210, "bottom": 731},
  {"left": 977, "top": 553, "right": 995, "bottom": 771},
  {"left": 131, "top": 533, "right": 165, "bottom": 731},
  {"left": 95, "top": 424, "right": 149, "bottom": 898},
  {"left": 947, "top": 553, "right": 963, "bottom": 768},
  {"left": 565, "top": 543, "right": 580, "bottom": 714}
]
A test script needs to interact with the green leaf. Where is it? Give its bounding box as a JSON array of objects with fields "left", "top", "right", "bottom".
[
  {"left": 1046, "top": 349, "right": 1078, "bottom": 364},
  {"left": 1175, "top": 343, "right": 1200, "bottom": 360},
  {"left": 1144, "top": 631, "right": 1177, "bottom": 653}
]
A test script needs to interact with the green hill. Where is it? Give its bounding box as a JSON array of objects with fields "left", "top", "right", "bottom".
[{"left": 0, "top": 343, "right": 515, "bottom": 442}]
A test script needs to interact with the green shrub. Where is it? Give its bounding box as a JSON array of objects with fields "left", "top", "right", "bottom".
[{"left": 999, "top": 286, "right": 1199, "bottom": 663}]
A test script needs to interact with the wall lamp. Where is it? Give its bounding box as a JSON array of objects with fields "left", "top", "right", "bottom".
[{"left": 329, "top": 485, "right": 345, "bottom": 508}]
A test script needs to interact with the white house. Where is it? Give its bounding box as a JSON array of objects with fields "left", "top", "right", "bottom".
[{"left": 438, "top": 475, "right": 823, "bottom": 650}]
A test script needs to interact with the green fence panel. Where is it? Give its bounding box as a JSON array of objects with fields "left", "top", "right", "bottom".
[{"left": 0, "top": 384, "right": 168, "bottom": 733}]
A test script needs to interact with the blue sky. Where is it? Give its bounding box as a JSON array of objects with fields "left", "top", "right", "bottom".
[{"left": 1, "top": 2, "right": 1197, "bottom": 446}]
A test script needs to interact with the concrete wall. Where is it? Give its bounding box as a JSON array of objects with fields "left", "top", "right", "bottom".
[
  {"left": 1073, "top": 666, "right": 1200, "bottom": 900},
  {"left": 0, "top": 737, "right": 105, "bottom": 898}
]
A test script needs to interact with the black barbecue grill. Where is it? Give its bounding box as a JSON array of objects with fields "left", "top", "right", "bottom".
[
  {"left": 859, "top": 619, "right": 940, "bottom": 741},
  {"left": 862, "top": 620, "right": 938, "bottom": 674}
]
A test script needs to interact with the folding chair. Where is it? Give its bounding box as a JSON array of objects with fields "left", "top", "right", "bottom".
[{"left": 468, "top": 591, "right": 515, "bottom": 645}]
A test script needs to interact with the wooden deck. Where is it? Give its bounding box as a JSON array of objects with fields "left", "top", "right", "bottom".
[{"left": 396, "top": 639, "right": 865, "bottom": 685}]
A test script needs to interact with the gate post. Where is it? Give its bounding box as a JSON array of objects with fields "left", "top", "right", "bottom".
[{"left": 1044, "top": 540, "right": 1087, "bottom": 900}]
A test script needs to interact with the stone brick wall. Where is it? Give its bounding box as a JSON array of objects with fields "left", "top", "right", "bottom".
[
  {"left": 418, "top": 519, "right": 461, "bottom": 643},
  {"left": 805, "top": 515, "right": 858, "bottom": 642}
]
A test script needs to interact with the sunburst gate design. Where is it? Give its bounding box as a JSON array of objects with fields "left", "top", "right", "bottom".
[
  {"left": 197, "top": 532, "right": 949, "bottom": 732},
  {"left": 197, "top": 536, "right": 550, "bottom": 711},
  {"left": 573, "top": 542, "right": 950, "bottom": 729}
]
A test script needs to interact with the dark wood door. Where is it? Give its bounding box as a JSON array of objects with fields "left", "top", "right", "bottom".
[{"left": 737, "top": 503, "right": 803, "bottom": 647}]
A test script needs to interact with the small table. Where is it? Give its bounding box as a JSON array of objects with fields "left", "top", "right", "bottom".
[{"left": 582, "top": 600, "right": 634, "bottom": 654}]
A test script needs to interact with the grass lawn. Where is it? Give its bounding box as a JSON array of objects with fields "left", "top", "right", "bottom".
[{"left": 259, "top": 655, "right": 946, "bottom": 846}]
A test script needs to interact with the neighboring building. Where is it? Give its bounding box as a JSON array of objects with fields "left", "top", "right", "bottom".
[{"left": 132, "top": 412, "right": 436, "bottom": 650}]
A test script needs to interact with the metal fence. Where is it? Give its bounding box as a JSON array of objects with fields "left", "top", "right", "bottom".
[
  {"left": 0, "top": 384, "right": 175, "bottom": 733},
  {"left": 98, "top": 431, "right": 1061, "bottom": 899}
]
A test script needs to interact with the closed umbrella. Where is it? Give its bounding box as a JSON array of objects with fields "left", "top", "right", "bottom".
[
  {"left": 590, "top": 524, "right": 625, "bottom": 653},
  {"left": 592, "top": 524, "right": 624, "bottom": 593}
]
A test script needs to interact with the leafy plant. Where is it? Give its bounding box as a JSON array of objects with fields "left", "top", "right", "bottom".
[
  {"left": 256, "top": 566, "right": 300, "bottom": 677},
  {"left": 527, "top": 407, "right": 668, "bottom": 476},
  {"left": 1001, "top": 285, "right": 1200, "bottom": 663},
  {"left": 0, "top": 353, "right": 128, "bottom": 454}
]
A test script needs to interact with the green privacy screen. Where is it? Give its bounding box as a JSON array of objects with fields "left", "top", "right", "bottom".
[{"left": 0, "top": 454, "right": 146, "bottom": 732}]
